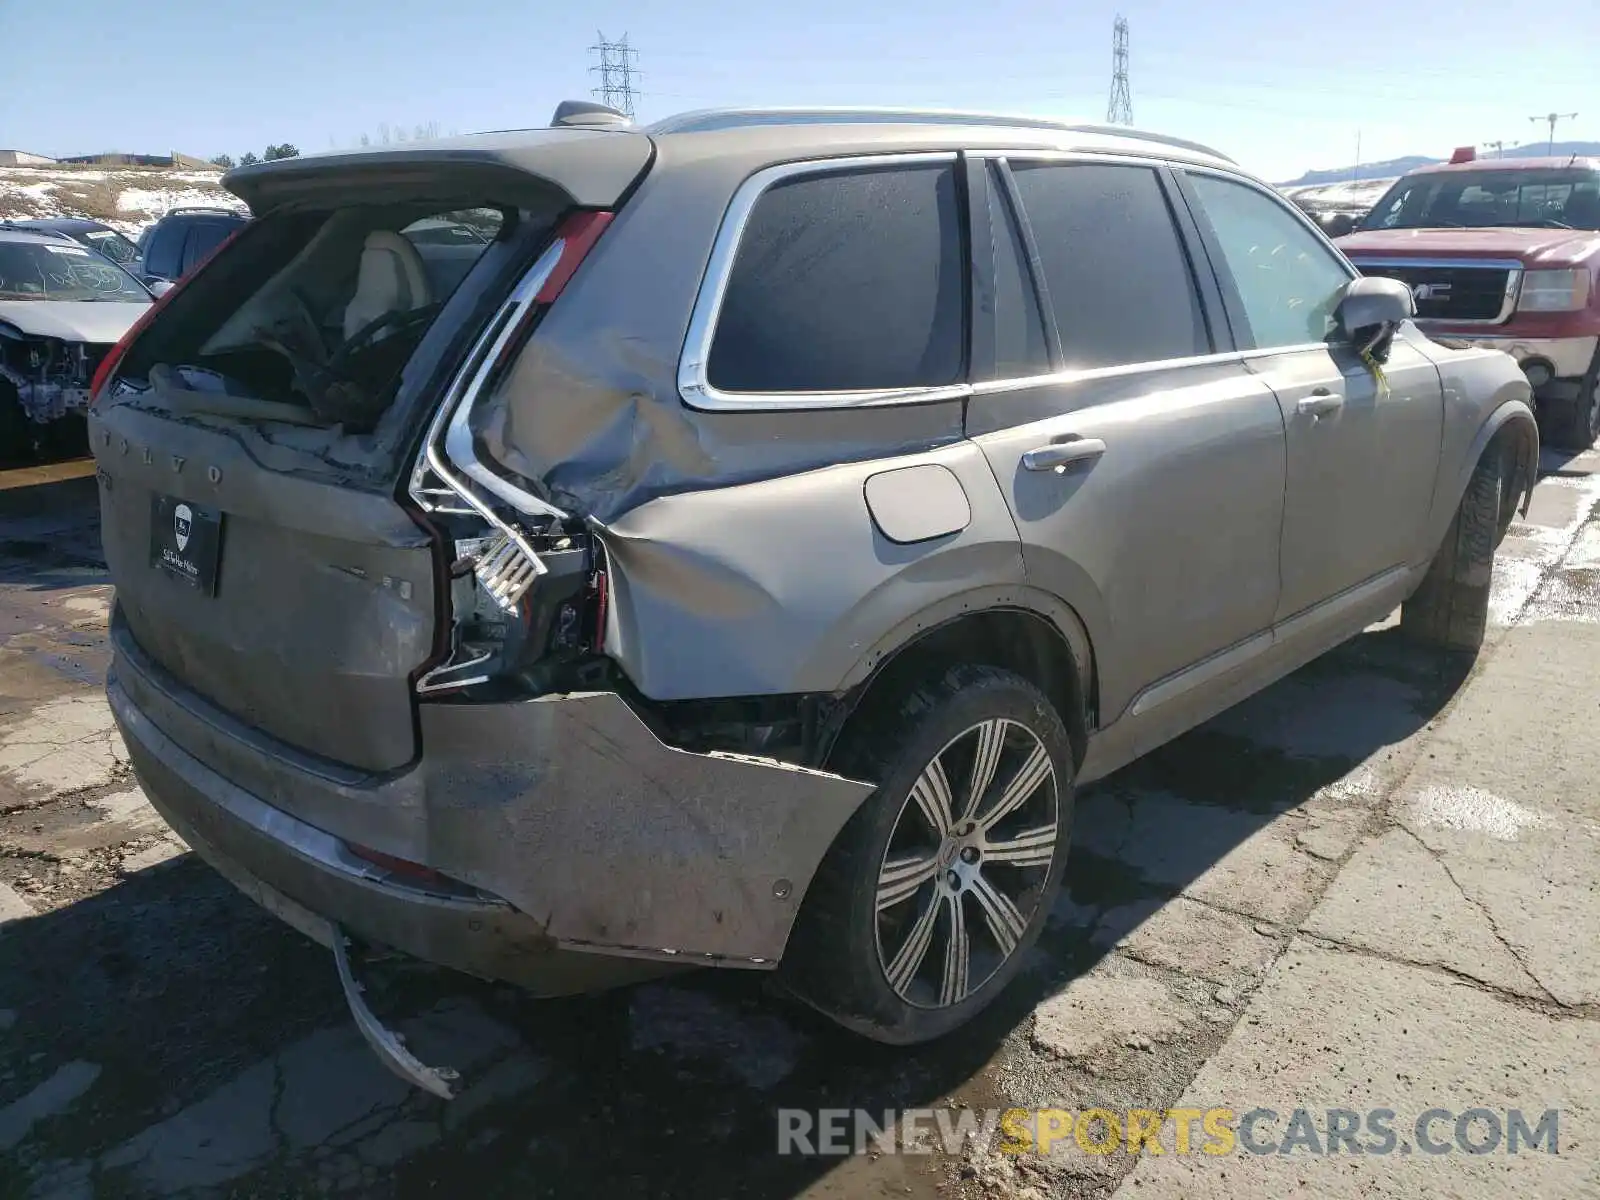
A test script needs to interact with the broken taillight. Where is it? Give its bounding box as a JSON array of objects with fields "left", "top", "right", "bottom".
[{"left": 534, "top": 211, "right": 614, "bottom": 305}]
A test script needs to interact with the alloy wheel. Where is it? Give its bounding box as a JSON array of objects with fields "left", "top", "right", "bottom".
[{"left": 873, "top": 718, "right": 1061, "bottom": 1009}]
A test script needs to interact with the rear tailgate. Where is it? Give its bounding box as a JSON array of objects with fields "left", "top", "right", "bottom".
[
  {"left": 91, "top": 130, "right": 654, "bottom": 773},
  {"left": 92, "top": 403, "right": 437, "bottom": 773}
]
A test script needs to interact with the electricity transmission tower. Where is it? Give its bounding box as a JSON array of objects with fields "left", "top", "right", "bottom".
[
  {"left": 1107, "top": 16, "right": 1133, "bottom": 126},
  {"left": 1528, "top": 111, "right": 1578, "bottom": 154},
  {"left": 590, "top": 32, "right": 640, "bottom": 118}
]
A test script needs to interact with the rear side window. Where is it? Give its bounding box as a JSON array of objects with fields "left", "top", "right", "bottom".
[
  {"left": 1009, "top": 163, "right": 1208, "bottom": 369},
  {"left": 987, "top": 166, "right": 1051, "bottom": 379},
  {"left": 142, "top": 222, "right": 186, "bottom": 280},
  {"left": 707, "top": 163, "right": 965, "bottom": 393},
  {"left": 183, "top": 222, "right": 237, "bottom": 275}
]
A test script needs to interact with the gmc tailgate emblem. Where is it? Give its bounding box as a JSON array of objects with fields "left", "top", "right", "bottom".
[{"left": 1412, "top": 281, "right": 1452, "bottom": 303}]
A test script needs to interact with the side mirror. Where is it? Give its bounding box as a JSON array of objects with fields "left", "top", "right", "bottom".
[
  {"left": 1323, "top": 213, "right": 1358, "bottom": 238},
  {"left": 147, "top": 279, "right": 174, "bottom": 298},
  {"left": 1333, "top": 276, "right": 1414, "bottom": 364}
]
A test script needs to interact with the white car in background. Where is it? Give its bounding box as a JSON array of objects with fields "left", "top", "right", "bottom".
[{"left": 0, "top": 226, "right": 154, "bottom": 462}]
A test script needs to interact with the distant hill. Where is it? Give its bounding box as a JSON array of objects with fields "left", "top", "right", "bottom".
[
  {"left": 1279, "top": 141, "right": 1600, "bottom": 187},
  {"left": 0, "top": 164, "right": 242, "bottom": 239}
]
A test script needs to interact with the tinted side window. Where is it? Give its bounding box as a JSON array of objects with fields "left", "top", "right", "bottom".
[
  {"left": 142, "top": 223, "right": 185, "bottom": 279},
  {"left": 707, "top": 164, "right": 964, "bottom": 392},
  {"left": 183, "top": 222, "right": 236, "bottom": 275},
  {"left": 1010, "top": 163, "right": 1208, "bottom": 369},
  {"left": 1187, "top": 174, "right": 1351, "bottom": 349},
  {"left": 987, "top": 166, "right": 1051, "bottom": 379}
]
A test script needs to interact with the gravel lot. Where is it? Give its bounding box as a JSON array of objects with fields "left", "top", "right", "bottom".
[{"left": 1, "top": 451, "right": 1596, "bottom": 1200}]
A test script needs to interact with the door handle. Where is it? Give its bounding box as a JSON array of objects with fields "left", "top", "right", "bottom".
[
  {"left": 1296, "top": 389, "right": 1343, "bottom": 419},
  {"left": 1022, "top": 438, "right": 1107, "bottom": 472}
]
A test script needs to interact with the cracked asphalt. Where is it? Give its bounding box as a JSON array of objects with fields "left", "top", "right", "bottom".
[{"left": 1, "top": 451, "right": 1597, "bottom": 1200}]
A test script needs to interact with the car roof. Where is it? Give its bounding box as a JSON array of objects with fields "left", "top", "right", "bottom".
[
  {"left": 0, "top": 226, "right": 79, "bottom": 246},
  {"left": 1407, "top": 155, "right": 1600, "bottom": 176},
  {"left": 9, "top": 216, "right": 114, "bottom": 234},
  {"left": 221, "top": 107, "right": 1246, "bottom": 212}
]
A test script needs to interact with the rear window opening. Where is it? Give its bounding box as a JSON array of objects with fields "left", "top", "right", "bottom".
[{"left": 113, "top": 200, "right": 536, "bottom": 442}]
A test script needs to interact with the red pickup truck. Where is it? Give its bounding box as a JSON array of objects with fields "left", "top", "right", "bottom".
[{"left": 1337, "top": 150, "right": 1600, "bottom": 449}]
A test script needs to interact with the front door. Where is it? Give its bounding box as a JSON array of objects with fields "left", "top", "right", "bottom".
[
  {"left": 965, "top": 158, "right": 1287, "bottom": 724},
  {"left": 1177, "top": 170, "right": 1445, "bottom": 622}
]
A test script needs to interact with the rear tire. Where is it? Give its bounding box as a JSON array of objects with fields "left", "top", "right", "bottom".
[
  {"left": 1401, "top": 453, "right": 1501, "bottom": 654},
  {"left": 781, "top": 665, "right": 1073, "bottom": 1045}
]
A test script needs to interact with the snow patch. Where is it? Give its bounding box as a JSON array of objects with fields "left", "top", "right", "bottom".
[{"left": 1412, "top": 785, "right": 1544, "bottom": 841}]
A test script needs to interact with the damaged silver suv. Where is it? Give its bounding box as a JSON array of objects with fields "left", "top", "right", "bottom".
[{"left": 90, "top": 105, "right": 1539, "bottom": 1096}]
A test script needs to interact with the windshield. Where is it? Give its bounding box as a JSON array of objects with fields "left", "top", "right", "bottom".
[
  {"left": 1361, "top": 169, "right": 1600, "bottom": 231},
  {"left": 79, "top": 227, "right": 141, "bottom": 265},
  {"left": 0, "top": 240, "right": 153, "bottom": 302}
]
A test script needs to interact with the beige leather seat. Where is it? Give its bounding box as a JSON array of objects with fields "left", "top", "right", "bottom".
[{"left": 342, "top": 231, "right": 432, "bottom": 341}]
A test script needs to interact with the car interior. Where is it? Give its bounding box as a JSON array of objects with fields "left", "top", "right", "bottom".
[{"left": 128, "top": 205, "right": 506, "bottom": 431}]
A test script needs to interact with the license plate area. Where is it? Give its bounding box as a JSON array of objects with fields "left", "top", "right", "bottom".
[{"left": 149, "top": 493, "right": 224, "bottom": 595}]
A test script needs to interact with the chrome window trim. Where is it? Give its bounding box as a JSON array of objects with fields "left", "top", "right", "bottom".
[
  {"left": 443, "top": 242, "right": 568, "bottom": 517},
  {"left": 678, "top": 152, "right": 973, "bottom": 413},
  {"left": 678, "top": 149, "right": 1350, "bottom": 411},
  {"left": 406, "top": 238, "right": 570, "bottom": 597},
  {"left": 967, "top": 343, "right": 1332, "bottom": 397},
  {"left": 1344, "top": 256, "right": 1524, "bottom": 326}
]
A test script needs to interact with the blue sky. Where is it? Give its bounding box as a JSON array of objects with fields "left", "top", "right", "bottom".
[{"left": 2, "top": 0, "right": 1592, "bottom": 181}]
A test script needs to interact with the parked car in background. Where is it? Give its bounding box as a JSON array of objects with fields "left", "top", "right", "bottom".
[
  {"left": 7, "top": 217, "right": 142, "bottom": 268},
  {"left": 1338, "top": 149, "right": 1600, "bottom": 448},
  {"left": 89, "top": 106, "right": 1538, "bottom": 1096},
  {"left": 0, "top": 227, "right": 153, "bottom": 461},
  {"left": 134, "top": 206, "right": 249, "bottom": 288}
]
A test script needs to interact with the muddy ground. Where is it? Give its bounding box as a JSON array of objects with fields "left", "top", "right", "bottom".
[{"left": 1, "top": 452, "right": 1597, "bottom": 1200}]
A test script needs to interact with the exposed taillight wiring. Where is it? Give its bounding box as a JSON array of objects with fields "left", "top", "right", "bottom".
[{"left": 591, "top": 564, "right": 610, "bottom": 653}]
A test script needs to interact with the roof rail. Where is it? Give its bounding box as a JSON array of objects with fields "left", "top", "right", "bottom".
[
  {"left": 645, "top": 107, "right": 1234, "bottom": 162},
  {"left": 162, "top": 205, "right": 245, "bottom": 218}
]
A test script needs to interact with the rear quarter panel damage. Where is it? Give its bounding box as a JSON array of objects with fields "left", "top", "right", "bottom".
[
  {"left": 594, "top": 439, "right": 1028, "bottom": 699},
  {"left": 471, "top": 135, "right": 970, "bottom": 525}
]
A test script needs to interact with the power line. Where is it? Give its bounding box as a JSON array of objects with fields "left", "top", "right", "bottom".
[
  {"left": 1528, "top": 111, "right": 1579, "bottom": 154},
  {"left": 590, "top": 32, "right": 640, "bottom": 118},
  {"left": 1107, "top": 16, "right": 1133, "bottom": 125}
]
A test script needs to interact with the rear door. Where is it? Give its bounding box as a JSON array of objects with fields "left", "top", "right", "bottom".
[
  {"left": 966, "top": 157, "right": 1286, "bottom": 725},
  {"left": 1175, "top": 169, "right": 1444, "bottom": 622}
]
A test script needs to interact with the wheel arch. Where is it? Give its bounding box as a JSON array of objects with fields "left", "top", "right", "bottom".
[
  {"left": 1438, "top": 396, "right": 1539, "bottom": 550},
  {"left": 821, "top": 589, "right": 1097, "bottom": 772}
]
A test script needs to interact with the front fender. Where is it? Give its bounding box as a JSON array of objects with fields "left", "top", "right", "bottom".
[{"left": 1419, "top": 338, "right": 1538, "bottom": 551}]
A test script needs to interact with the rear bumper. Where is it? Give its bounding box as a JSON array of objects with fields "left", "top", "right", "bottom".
[{"left": 109, "top": 612, "right": 873, "bottom": 987}]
